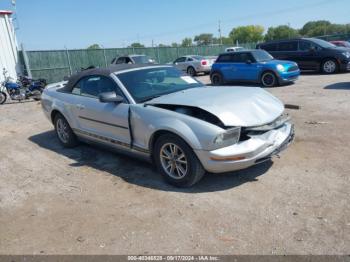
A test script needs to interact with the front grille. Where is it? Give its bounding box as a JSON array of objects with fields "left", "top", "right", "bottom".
[{"left": 287, "top": 65, "right": 299, "bottom": 72}]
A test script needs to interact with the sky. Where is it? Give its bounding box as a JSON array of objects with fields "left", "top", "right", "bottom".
[{"left": 1, "top": 0, "right": 349, "bottom": 50}]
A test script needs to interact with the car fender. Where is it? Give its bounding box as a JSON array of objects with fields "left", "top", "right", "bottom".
[{"left": 130, "top": 105, "right": 222, "bottom": 151}]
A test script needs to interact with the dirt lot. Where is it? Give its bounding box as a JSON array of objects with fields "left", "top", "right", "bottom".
[{"left": 0, "top": 73, "right": 349, "bottom": 255}]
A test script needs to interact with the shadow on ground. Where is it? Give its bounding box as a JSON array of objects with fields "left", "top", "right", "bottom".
[
  {"left": 29, "top": 131, "right": 273, "bottom": 193},
  {"left": 324, "top": 82, "right": 350, "bottom": 90}
]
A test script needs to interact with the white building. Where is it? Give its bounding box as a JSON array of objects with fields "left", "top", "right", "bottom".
[{"left": 0, "top": 10, "right": 19, "bottom": 82}]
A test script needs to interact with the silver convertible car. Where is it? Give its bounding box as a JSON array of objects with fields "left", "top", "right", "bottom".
[{"left": 41, "top": 65, "right": 294, "bottom": 187}]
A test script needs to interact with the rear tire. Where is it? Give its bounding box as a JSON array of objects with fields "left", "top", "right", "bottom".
[
  {"left": 187, "top": 66, "right": 196, "bottom": 77},
  {"left": 211, "top": 72, "right": 224, "bottom": 85},
  {"left": 54, "top": 113, "right": 78, "bottom": 148},
  {"left": 154, "top": 134, "right": 205, "bottom": 187},
  {"left": 0, "top": 92, "right": 7, "bottom": 104},
  {"left": 261, "top": 71, "right": 277, "bottom": 87},
  {"left": 321, "top": 59, "right": 338, "bottom": 74}
]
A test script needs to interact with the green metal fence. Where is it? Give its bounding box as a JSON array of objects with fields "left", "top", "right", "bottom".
[{"left": 20, "top": 43, "right": 257, "bottom": 83}]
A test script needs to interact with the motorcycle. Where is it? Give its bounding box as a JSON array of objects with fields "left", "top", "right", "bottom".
[{"left": 0, "top": 68, "right": 42, "bottom": 105}]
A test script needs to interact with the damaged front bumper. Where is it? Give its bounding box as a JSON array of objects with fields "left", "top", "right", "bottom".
[{"left": 195, "top": 122, "right": 294, "bottom": 173}]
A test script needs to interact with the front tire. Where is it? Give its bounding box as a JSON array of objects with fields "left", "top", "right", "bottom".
[
  {"left": 154, "top": 134, "right": 205, "bottom": 187},
  {"left": 54, "top": 113, "right": 78, "bottom": 148},
  {"left": 187, "top": 66, "right": 196, "bottom": 77},
  {"left": 261, "top": 71, "right": 277, "bottom": 87},
  {"left": 0, "top": 92, "right": 7, "bottom": 104},
  {"left": 321, "top": 59, "right": 338, "bottom": 74}
]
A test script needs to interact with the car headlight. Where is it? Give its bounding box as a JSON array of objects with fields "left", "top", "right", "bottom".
[
  {"left": 342, "top": 52, "right": 350, "bottom": 59},
  {"left": 213, "top": 127, "right": 241, "bottom": 149},
  {"left": 276, "top": 64, "right": 286, "bottom": 72}
]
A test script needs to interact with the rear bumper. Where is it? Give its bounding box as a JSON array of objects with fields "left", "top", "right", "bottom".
[
  {"left": 196, "top": 65, "right": 212, "bottom": 73},
  {"left": 195, "top": 123, "right": 294, "bottom": 173}
]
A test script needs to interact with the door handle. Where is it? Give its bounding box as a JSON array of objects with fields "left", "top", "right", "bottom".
[{"left": 76, "top": 104, "right": 85, "bottom": 110}]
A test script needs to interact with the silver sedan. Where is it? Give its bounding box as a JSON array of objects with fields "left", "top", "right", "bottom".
[
  {"left": 172, "top": 55, "right": 215, "bottom": 76},
  {"left": 41, "top": 65, "right": 294, "bottom": 187}
]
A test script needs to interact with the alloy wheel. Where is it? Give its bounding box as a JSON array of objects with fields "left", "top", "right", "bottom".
[
  {"left": 160, "top": 143, "right": 188, "bottom": 179},
  {"left": 262, "top": 72, "right": 276, "bottom": 87},
  {"left": 56, "top": 118, "right": 69, "bottom": 143},
  {"left": 323, "top": 60, "right": 336, "bottom": 73}
]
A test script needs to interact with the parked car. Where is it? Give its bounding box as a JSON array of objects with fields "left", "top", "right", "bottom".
[
  {"left": 257, "top": 38, "right": 350, "bottom": 74},
  {"left": 111, "top": 55, "right": 155, "bottom": 65},
  {"left": 330, "top": 40, "right": 350, "bottom": 49},
  {"left": 225, "top": 46, "right": 245, "bottom": 52},
  {"left": 172, "top": 55, "right": 215, "bottom": 76},
  {"left": 41, "top": 64, "right": 294, "bottom": 187},
  {"left": 210, "top": 50, "right": 300, "bottom": 87}
]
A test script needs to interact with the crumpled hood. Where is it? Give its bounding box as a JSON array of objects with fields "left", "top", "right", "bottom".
[{"left": 148, "top": 87, "right": 284, "bottom": 127}]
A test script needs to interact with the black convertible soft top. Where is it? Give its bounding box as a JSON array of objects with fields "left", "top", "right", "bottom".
[{"left": 61, "top": 64, "right": 165, "bottom": 92}]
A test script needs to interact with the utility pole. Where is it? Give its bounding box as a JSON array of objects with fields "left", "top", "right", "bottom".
[
  {"left": 287, "top": 22, "right": 291, "bottom": 39},
  {"left": 218, "top": 20, "right": 223, "bottom": 45}
]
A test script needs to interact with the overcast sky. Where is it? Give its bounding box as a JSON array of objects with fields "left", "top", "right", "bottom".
[{"left": 1, "top": 0, "right": 349, "bottom": 50}]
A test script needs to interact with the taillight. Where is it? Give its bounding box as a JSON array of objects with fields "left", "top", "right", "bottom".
[{"left": 201, "top": 60, "right": 207, "bottom": 66}]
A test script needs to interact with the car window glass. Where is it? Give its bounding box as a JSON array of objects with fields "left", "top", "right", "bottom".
[
  {"left": 262, "top": 43, "right": 278, "bottom": 51},
  {"left": 299, "top": 41, "right": 319, "bottom": 51},
  {"left": 78, "top": 76, "right": 123, "bottom": 98},
  {"left": 175, "top": 57, "right": 186, "bottom": 63},
  {"left": 217, "top": 54, "right": 231, "bottom": 63},
  {"left": 278, "top": 41, "right": 298, "bottom": 51},
  {"left": 187, "top": 58, "right": 193, "bottom": 61},
  {"left": 116, "top": 57, "right": 125, "bottom": 64}
]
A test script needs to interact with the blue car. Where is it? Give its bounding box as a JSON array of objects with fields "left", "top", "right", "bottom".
[{"left": 210, "top": 50, "right": 300, "bottom": 87}]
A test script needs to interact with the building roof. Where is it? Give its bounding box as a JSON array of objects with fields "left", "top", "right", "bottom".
[{"left": 0, "top": 10, "right": 13, "bottom": 15}]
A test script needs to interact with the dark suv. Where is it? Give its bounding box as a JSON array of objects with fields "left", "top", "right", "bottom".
[{"left": 257, "top": 38, "right": 350, "bottom": 74}]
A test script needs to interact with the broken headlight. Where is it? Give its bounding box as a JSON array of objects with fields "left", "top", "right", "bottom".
[{"left": 213, "top": 127, "right": 241, "bottom": 148}]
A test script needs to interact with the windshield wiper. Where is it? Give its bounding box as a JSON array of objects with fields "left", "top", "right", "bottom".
[{"left": 138, "top": 95, "right": 162, "bottom": 103}]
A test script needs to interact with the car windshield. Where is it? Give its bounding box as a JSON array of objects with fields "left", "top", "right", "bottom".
[
  {"left": 132, "top": 55, "right": 151, "bottom": 64},
  {"left": 116, "top": 67, "right": 204, "bottom": 103},
  {"left": 251, "top": 50, "right": 274, "bottom": 62},
  {"left": 309, "top": 38, "right": 336, "bottom": 48}
]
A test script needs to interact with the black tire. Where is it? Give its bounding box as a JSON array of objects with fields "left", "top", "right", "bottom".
[
  {"left": 54, "top": 113, "right": 78, "bottom": 148},
  {"left": 261, "top": 71, "right": 277, "bottom": 87},
  {"left": 154, "top": 134, "right": 205, "bottom": 187},
  {"left": 321, "top": 59, "right": 338, "bottom": 74},
  {"left": 187, "top": 66, "right": 196, "bottom": 77},
  {"left": 0, "top": 92, "right": 7, "bottom": 105},
  {"left": 32, "top": 90, "right": 42, "bottom": 101},
  {"left": 211, "top": 72, "right": 224, "bottom": 85}
]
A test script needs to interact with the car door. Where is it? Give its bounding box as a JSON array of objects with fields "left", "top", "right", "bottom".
[
  {"left": 237, "top": 53, "right": 260, "bottom": 81},
  {"left": 173, "top": 57, "right": 187, "bottom": 72},
  {"left": 71, "top": 75, "right": 131, "bottom": 147},
  {"left": 298, "top": 40, "right": 321, "bottom": 70},
  {"left": 275, "top": 41, "right": 299, "bottom": 62},
  {"left": 215, "top": 53, "right": 239, "bottom": 80}
]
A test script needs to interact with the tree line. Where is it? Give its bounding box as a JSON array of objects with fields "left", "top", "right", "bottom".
[{"left": 87, "top": 20, "right": 350, "bottom": 49}]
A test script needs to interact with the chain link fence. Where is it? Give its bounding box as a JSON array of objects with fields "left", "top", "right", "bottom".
[{"left": 20, "top": 43, "right": 257, "bottom": 83}]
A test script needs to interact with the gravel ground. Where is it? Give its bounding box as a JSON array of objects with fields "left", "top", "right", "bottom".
[{"left": 0, "top": 73, "right": 349, "bottom": 255}]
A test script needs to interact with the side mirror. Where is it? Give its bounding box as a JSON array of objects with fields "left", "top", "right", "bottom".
[
  {"left": 246, "top": 59, "right": 252, "bottom": 64},
  {"left": 309, "top": 47, "right": 316, "bottom": 53},
  {"left": 99, "top": 92, "right": 124, "bottom": 103}
]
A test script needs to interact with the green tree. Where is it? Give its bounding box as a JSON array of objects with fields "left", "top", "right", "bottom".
[
  {"left": 299, "top": 20, "right": 332, "bottom": 36},
  {"left": 181, "top": 37, "right": 193, "bottom": 47},
  {"left": 87, "top": 44, "right": 101, "bottom": 49},
  {"left": 229, "top": 25, "right": 264, "bottom": 44},
  {"left": 171, "top": 42, "right": 179, "bottom": 47},
  {"left": 265, "top": 25, "right": 300, "bottom": 41},
  {"left": 158, "top": 44, "right": 170, "bottom": 47},
  {"left": 128, "top": 42, "right": 145, "bottom": 48},
  {"left": 194, "top": 33, "right": 214, "bottom": 46}
]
